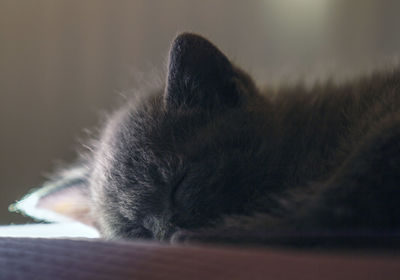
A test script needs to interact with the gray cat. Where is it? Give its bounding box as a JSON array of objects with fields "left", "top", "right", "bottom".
[{"left": 15, "top": 33, "right": 400, "bottom": 248}]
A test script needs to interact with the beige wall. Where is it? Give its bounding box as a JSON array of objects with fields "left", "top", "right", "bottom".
[{"left": 1, "top": 0, "right": 400, "bottom": 223}]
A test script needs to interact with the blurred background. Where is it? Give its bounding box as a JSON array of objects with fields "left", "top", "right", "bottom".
[{"left": 1, "top": 0, "right": 400, "bottom": 224}]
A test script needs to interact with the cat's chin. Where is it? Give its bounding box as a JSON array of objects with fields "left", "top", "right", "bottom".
[
  {"left": 170, "top": 229, "right": 249, "bottom": 246},
  {"left": 170, "top": 230, "right": 214, "bottom": 245},
  {"left": 170, "top": 230, "right": 194, "bottom": 245}
]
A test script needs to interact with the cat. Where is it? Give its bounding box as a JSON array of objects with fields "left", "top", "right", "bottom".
[{"left": 14, "top": 33, "right": 400, "bottom": 248}]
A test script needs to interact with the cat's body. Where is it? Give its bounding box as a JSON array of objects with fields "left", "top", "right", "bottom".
[{"left": 16, "top": 33, "right": 400, "bottom": 247}]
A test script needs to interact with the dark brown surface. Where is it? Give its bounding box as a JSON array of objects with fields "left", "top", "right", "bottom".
[{"left": 1, "top": 238, "right": 399, "bottom": 280}]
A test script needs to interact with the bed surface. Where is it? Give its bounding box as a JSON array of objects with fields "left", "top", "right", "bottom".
[{"left": 1, "top": 237, "right": 399, "bottom": 280}]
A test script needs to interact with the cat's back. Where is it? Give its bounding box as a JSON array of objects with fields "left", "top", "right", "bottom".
[{"left": 260, "top": 67, "right": 400, "bottom": 183}]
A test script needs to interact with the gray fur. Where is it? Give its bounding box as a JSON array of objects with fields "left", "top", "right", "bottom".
[{"left": 34, "top": 33, "right": 400, "bottom": 248}]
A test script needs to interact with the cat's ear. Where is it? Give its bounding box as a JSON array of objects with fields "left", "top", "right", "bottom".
[
  {"left": 165, "top": 33, "right": 242, "bottom": 109},
  {"left": 10, "top": 166, "right": 96, "bottom": 227}
]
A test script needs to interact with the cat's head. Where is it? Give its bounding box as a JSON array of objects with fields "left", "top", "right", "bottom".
[{"left": 14, "top": 33, "right": 272, "bottom": 241}]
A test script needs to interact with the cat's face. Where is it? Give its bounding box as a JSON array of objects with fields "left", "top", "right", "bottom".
[
  {"left": 14, "top": 33, "right": 272, "bottom": 241},
  {"left": 87, "top": 33, "right": 272, "bottom": 240}
]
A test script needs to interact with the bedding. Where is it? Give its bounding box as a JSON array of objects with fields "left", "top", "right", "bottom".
[{"left": 1, "top": 236, "right": 399, "bottom": 280}]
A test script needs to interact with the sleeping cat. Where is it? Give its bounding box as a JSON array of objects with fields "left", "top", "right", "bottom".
[{"left": 15, "top": 33, "right": 400, "bottom": 248}]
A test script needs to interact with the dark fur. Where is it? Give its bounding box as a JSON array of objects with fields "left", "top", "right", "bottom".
[{"left": 43, "top": 33, "right": 400, "bottom": 247}]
